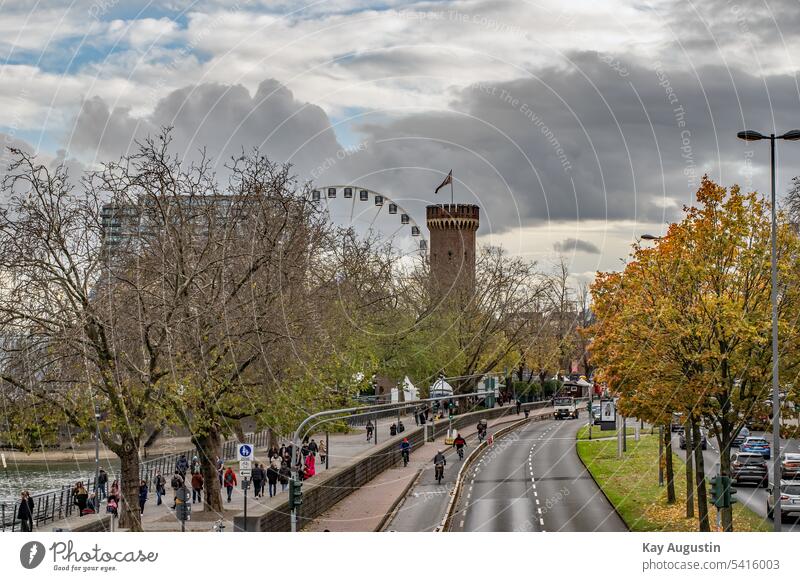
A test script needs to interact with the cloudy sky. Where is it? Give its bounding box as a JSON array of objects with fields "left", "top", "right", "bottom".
[{"left": 2, "top": 0, "right": 800, "bottom": 280}]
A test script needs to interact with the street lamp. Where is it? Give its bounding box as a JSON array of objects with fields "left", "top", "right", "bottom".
[{"left": 737, "top": 128, "right": 800, "bottom": 531}]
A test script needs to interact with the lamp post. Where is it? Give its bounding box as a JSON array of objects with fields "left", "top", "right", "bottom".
[
  {"left": 737, "top": 128, "right": 800, "bottom": 531},
  {"left": 94, "top": 405, "right": 101, "bottom": 493}
]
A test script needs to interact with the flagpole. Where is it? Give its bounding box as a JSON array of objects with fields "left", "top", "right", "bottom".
[{"left": 450, "top": 172, "right": 454, "bottom": 205}]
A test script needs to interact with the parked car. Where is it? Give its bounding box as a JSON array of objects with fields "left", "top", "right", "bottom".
[
  {"left": 591, "top": 404, "right": 602, "bottom": 425},
  {"left": 731, "top": 452, "right": 769, "bottom": 487},
  {"left": 781, "top": 453, "right": 800, "bottom": 480},
  {"left": 679, "top": 430, "right": 707, "bottom": 450},
  {"left": 767, "top": 481, "right": 800, "bottom": 521},
  {"left": 732, "top": 426, "right": 750, "bottom": 448},
  {"left": 741, "top": 436, "right": 771, "bottom": 459}
]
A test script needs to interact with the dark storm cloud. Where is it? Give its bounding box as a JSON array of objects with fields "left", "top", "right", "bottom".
[
  {"left": 70, "top": 79, "right": 341, "bottom": 174},
  {"left": 325, "top": 51, "right": 800, "bottom": 234},
  {"left": 67, "top": 53, "right": 800, "bottom": 237},
  {"left": 553, "top": 238, "right": 601, "bottom": 254}
]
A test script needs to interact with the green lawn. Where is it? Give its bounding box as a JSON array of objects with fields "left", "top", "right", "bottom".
[
  {"left": 576, "top": 424, "right": 637, "bottom": 440},
  {"left": 577, "top": 431, "right": 770, "bottom": 532}
]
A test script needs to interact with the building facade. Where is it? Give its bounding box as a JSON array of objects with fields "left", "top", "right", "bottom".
[{"left": 425, "top": 203, "right": 480, "bottom": 300}]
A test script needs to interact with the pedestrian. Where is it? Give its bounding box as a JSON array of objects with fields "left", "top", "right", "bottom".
[
  {"left": 216, "top": 456, "right": 224, "bottom": 486},
  {"left": 304, "top": 451, "right": 316, "bottom": 479},
  {"left": 308, "top": 438, "right": 318, "bottom": 457},
  {"left": 223, "top": 466, "right": 237, "bottom": 503},
  {"left": 190, "top": 456, "right": 200, "bottom": 475},
  {"left": 398, "top": 420, "right": 405, "bottom": 433},
  {"left": 16, "top": 491, "right": 33, "bottom": 532},
  {"left": 266, "top": 463, "right": 279, "bottom": 498},
  {"left": 318, "top": 440, "right": 327, "bottom": 465},
  {"left": 301, "top": 440, "right": 310, "bottom": 459},
  {"left": 270, "top": 453, "right": 281, "bottom": 471},
  {"left": 251, "top": 463, "right": 263, "bottom": 498},
  {"left": 97, "top": 468, "right": 108, "bottom": 499},
  {"left": 154, "top": 471, "right": 166, "bottom": 506},
  {"left": 268, "top": 444, "right": 280, "bottom": 460},
  {"left": 109, "top": 479, "right": 119, "bottom": 502},
  {"left": 170, "top": 471, "right": 184, "bottom": 509},
  {"left": 138, "top": 479, "right": 148, "bottom": 515},
  {"left": 106, "top": 497, "right": 118, "bottom": 517},
  {"left": 278, "top": 442, "right": 287, "bottom": 459},
  {"left": 365, "top": 420, "right": 374, "bottom": 441},
  {"left": 516, "top": 399, "right": 522, "bottom": 415},
  {"left": 176, "top": 454, "right": 188, "bottom": 479},
  {"left": 86, "top": 492, "right": 97, "bottom": 513},
  {"left": 279, "top": 462, "right": 291, "bottom": 492},
  {"left": 191, "top": 470, "right": 204, "bottom": 504},
  {"left": 74, "top": 483, "right": 89, "bottom": 516}
]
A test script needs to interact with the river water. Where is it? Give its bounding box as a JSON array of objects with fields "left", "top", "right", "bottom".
[{"left": 0, "top": 457, "right": 119, "bottom": 505}]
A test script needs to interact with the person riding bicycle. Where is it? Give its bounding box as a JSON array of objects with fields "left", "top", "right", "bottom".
[
  {"left": 433, "top": 450, "right": 446, "bottom": 467},
  {"left": 400, "top": 438, "right": 411, "bottom": 464},
  {"left": 453, "top": 433, "right": 467, "bottom": 458},
  {"left": 476, "top": 421, "right": 487, "bottom": 439}
]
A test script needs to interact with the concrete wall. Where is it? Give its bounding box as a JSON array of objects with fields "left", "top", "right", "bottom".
[
  {"left": 52, "top": 513, "right": 113, "bottom": 532},
  {"left": 234, "top": 401, "right": 551, "bottom": 532}
]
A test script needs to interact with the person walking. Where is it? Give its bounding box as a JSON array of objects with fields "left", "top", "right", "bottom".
[
  {"left": 191, "top": 470, "right": 204, "bottom": 504},
  {"left": 304, "top": 451, "right": 316, "bottom": 479},
  {"left": 251, "top": 463, "right": 263, "bottom": 498},
  {"left": 154, "top": 471, "right": 166, "bottom": 506},
  {"left": 365, "top": 420, "right": 374, "bottom": 441},
  {"left": 74, "top": 483, "right": 89, "bottom": 516},
  {"left": 17, "top": 491, "right": 33, "bottom": 532},
  {"left": 318, "top": 440, "right": 327, "bottom": 465},
  {"left": 279, "top": 462, "right": 291, "bottom": 492},
  {"left": 223, "top": 466, "right": 237, "bottom": 503},
  {"left": 170, "top": 471, "right": 184, "bottom": 509},
  {"left": 266, "top": 463, "right": 279, "bottom": 498},
  {"left": 138, "top": 480, "right": 148, "bottom": 516},
  {"left": 176, "top": 454, "right": 188, "bottom": 480},
  {"left": 308, "top": 439, "right": 318, "bottom": 457},
  {"left": 97, "top": 468, "right": 108, "bottom": 500},
  {"left": 190, "top": 456, "right": 200, "bottom": 475},
  {"left": 268, "top": 444, "right": 280, "bottom": 460}
]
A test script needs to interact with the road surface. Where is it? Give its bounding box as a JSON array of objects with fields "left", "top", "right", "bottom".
[{"left": 450, "top": 418, "right": 626, "bottom": 532}]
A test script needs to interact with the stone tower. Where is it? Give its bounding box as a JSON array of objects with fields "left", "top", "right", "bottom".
[{"left": 426, "top": 203, "right": 480, "bottom": 299}]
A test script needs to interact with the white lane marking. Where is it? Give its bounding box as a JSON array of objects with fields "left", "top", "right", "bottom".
[
  {"left": 534, "top": 491, "right": 538, "bottom": 497},
  {"left": 539, "top": 518, "right": 544, "bottom": 525},
  {"left": 537, "top": 508, "right": 542, "bottom": 515},
  {"left": 536, "top": 499, "right": 540, "bottom": 505}
]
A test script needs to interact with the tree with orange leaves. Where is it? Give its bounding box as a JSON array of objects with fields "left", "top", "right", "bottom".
[{"left": 591, "top": 177, "right": 800, "bottom": 531}]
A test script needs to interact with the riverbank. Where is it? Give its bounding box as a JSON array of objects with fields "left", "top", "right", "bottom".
[
  {"left": 577, "top": 428, "right": 770, "bottom": 532},
  {"left": 2, "top": 434, "right": 195, "bottom": 464}
]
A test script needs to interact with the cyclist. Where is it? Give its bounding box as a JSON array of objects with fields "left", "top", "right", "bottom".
[
  {"left": 476, "top": 421, "right": 487, "bottom": 442},
  {"left": 400, "top": 437, "right": 411, "bottom": 466},
  {"left": 433, "top": 449, "right": 446, "bottom": 483},
  {"left": 453, "top": 433, "right": 467, "bottom": 460}
]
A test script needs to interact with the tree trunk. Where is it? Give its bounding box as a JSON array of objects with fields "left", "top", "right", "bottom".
[
  {"left": 663, "top": 424, "right": 676, "bottom": 504},
  {"left": 685, "top": 419, "right": 694, "bottom": 518},
  {"left": 693, "top": 421, "right": 710, "bottom": 532},
  {"left": 194, "top": 429, "right": 224, "bottom": 513},
  {"left": 719, "top": 418, "right": 733, "bottom": 532},
  {"left": 118, "top": 439, "right": 143, "bottom": 531}
]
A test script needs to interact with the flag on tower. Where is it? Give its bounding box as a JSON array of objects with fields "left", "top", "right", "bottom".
[{"left": 434, "top": 170, "right": 453, "bottom": 194}]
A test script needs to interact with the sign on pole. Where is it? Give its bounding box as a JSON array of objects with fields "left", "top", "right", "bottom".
[
  {"left": 239, "top": 459, "right": 252, "bottom": 478},
  {"left": 237, "top": 443, "right": 254, "bottom": 461}
]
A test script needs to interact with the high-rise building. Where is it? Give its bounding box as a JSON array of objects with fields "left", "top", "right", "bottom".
[{"left": 425, "top": 203, "right": 479, "bottom": 300}]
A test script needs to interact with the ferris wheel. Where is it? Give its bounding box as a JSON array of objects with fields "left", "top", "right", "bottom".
[{"left": 311, "top": 185, "right": 427, "bottom": 258}]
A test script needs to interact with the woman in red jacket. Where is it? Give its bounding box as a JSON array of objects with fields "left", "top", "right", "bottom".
[{"left": 223, "top": 467, "right": 237, "bottom": 503}]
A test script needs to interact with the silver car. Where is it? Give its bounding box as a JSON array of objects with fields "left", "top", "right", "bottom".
[{"left": 767, "top": 481, "right": 800, "bottom": 521}]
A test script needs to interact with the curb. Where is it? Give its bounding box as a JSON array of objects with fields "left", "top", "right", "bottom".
[
  {"left": 376, "top": 467, "right": 424, "bottom": 532},
  {"left": 575, "top": 428, "right": 632, "bottom": 532},
  {"left": 437, "top": 411, "right": 552, "bottom": 532}
]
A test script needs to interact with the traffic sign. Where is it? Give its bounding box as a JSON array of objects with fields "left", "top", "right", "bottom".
[
  {"left": 237, "top": 443, "right": 254, "bottom": 461},
  {"left": 239, "top": 460, "right": 252, "bottom": 471}
]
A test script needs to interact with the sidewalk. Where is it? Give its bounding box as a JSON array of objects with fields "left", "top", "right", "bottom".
[
  {"left": 43, "top": 415, "right": 413, "bottom": 532},
  {"left": 304, "top": 411, "right": 545, "bottom": 532}
]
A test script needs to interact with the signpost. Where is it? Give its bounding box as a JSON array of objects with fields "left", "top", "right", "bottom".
[{"left": 237, "top": 443, "right": 254, "bottom": 531}]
